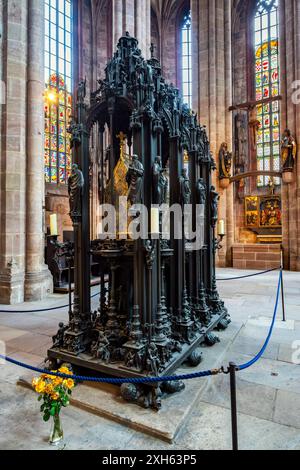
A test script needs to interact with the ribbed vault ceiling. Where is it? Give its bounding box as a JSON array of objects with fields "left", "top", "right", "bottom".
[{"left": 151, "top": 0, "right": 187, "bottom": 23}]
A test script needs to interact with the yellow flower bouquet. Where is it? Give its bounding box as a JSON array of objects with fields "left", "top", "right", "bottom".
[{"left": 32, "top": 365, "right": 75, "bottom": 444}]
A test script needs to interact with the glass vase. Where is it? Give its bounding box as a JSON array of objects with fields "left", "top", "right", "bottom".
[{"left": 49, "top": 413, "right": 63, "bottom": 445}]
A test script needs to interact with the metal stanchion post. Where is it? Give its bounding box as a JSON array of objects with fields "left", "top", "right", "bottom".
[
  {"left": 281, "top": 269, "right": 286, "bottom": 322},
  {"left": 229, "top": 362, "right": 238, "bottom": 451},
  {"left": 280, "top": 246, "right": 286, "bottom": 322}
]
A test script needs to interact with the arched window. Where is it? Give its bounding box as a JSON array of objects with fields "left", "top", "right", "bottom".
[
  {"left": 181, "top": 11, "right": 192, "bottom": 108},
  {"left": 44, "top": 0, "right": 73, "bottom": 185},
  {"left": 254, "top": 0, "right": 280, "bottom": 187}
]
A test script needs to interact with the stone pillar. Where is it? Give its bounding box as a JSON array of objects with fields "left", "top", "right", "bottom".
[
  {"left": 0, "top": 0, "right": 52, "bottom": 304},
  {"left": 113, "top": 0, "right": 123, "bottom": 47},
  {"left": 191, "top": 0, "right": 233, "bottom": 267},
  {"left": 295, "top": 0, "right": 300, "bottom": 272},
  {"left": 280, "top": 0, "right": 300, "bottom": 271},
  {"left": 0, "top": 0, "right": 3, "bottom": 156},
  {"left": 123, "top": 0, "right": 135, "bottom": 36},
  {"left": 111, "top": 0, "right": 151, "bottom": 57},
  {"left": 135, "top": 0, "right": 142, "bottom": 49},
  {"left": 224, "top": 0, "right": 234, "bottom": 266},
  {"left": 0, "top": 0, "right": 28, "bottom": 304},
  {"left": 24, "top": 0, "right": 53, "bottom": 301},
  {"left": 145, "top": 0, "right": 151, "bottom": 59}
]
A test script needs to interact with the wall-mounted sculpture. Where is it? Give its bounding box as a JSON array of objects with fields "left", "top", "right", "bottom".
[
  {"left": 47, "top": 34, "right": 230, "bottom": 409},
  {"left": 218, "top": 142, "right": 232, "bottom": 189},
  {"left": 126, "top": 155, "right": 144, "bottom": 205},
  {"left": 234, "top": 113, "right": 248, "bottom": 201},
  {"left": 281, "top": 129, "right": 297, "bottom": 184},
  {"left": 234, "top": 113, "right": 247, "bottom": 171}
]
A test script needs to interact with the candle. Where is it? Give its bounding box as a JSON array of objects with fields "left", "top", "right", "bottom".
[
  {"left": 50, "top": 214, "right": 58, "bottom": 237},
  {"left": 151, "top": 207, "right": 160, "bottom": 235},
  {"left": 218, "top": 219, "right": 225, "bottom": 236}
]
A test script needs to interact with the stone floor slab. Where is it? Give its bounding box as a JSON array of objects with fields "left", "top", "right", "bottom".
[
  {"left": 0, "top": 326, "right": 28, "bottom": 342},
  {"left": 229, "top": 334, "right": 279, "bottom": 361},
  {"left": 273, "top": 390, "right": 300, "bottom": 429},
  {"left": 0, "top": 269, "right": 300, "bottom": 450},
  {"left": 247, "top": 317, "right": 294, "bottom": 330},
  {"left": 6, "top": 333, "right": 52, "bottom": 355},
  {"left": 0, "top": 382, "right": 137, "bottom": 451},
  {"left": 201, "top": 374, "right": 277, "bottom": 421},
  {"left": 277, "top": 343, "right": 300, "bottom": 364},
  {"left": 226, "top": 352, "right": 300, "bottom": 395},
  {"left": 176, "top": 401, "right": 300, "bottom": 450}
]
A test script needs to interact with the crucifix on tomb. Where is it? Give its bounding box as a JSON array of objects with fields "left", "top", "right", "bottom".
[{"left": 116, "top": 131, "right": 127, "bottom": 161}]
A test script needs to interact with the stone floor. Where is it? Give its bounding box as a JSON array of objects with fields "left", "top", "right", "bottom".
[{"left": 0, "top": 268, "right": 300, "bottom": 450}]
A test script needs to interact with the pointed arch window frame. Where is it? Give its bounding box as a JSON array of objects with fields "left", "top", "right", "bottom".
[
  {"left": 253, "top": 0, "right": 280, "bottom": 188},
  {"left": 44, "top": 0, "right": 73, "bottom": 186},
  {"left": 180, "top": 11, "right": 192, "bottom": 109}
]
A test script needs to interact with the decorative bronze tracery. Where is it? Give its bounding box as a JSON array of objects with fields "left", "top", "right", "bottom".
[{"left": 48, "top": 34, "right": 230, "bottom": 408}]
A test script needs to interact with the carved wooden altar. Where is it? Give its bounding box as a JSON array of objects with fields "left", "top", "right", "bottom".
[{"left": 47, "top": 34, "right": 230, "bottom": 409}]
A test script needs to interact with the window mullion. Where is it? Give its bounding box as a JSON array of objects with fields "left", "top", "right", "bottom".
[{"left": 44, "top": 0, "right": 73, "bottom": 186}]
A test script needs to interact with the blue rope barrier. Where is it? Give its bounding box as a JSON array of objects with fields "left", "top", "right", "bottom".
[
  {"left": 216, "top": 266, "right": 280, "bottom": 282},
  {"left": 0, "top": 292, "right": 100, "bottom": 314},
  {"left": 237, "top": 269, "right": 282, "bottom": 371},
  {"left": 0, "top": 269, "right": 280, "bottom": 313},
  {"left": 0, "top": 270, "right": 283, "bottom": 384},
  {"left": 0, "top": 353, "right": 219, "bottom": 384}
]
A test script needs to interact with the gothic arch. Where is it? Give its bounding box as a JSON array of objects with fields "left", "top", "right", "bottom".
[{"left": 151, "top": 0, "right": 189, "bottom": 86}]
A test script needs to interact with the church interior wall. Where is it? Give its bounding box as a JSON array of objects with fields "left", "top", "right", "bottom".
[{"left": 230, "top": 0, "right": 300, "bottom": 270}]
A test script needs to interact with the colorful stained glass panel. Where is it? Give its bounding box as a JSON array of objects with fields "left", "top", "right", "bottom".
[
  {"left": 44, "top": 150, "right": 50, "bottom": 166},
  {"left": 51, "top": 167, "right": 57, "bottom": 183},
  {"left": 256, "top": 60, "right": 262, "bottom": 72},
  {"left": 44, "top": 0, "right": 72, "bottom": 185},
  {"left": 45, "top": 167, "right": 50, "bottom": 183},
  {"left": 181, "top": 12, "right": 192, "bottom": 108},
  {"left": 254, "top": 0, "right": 280, "bottom": 188}
]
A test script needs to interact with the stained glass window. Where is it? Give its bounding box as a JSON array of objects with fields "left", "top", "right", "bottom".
[
  {"left": 254, "top": 0, "right": 280, "bottom": 187},
  {"left": 181, "top": 12, "right": 192, "bottom": 108},
  {"left": 44, "top": 0, "right": 72, "bottom": 185}
]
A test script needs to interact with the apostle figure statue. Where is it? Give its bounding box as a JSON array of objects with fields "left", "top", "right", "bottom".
[
  {"left": 145, "top": 343, "right": 161, "bottom": 376},
  {"left": 114, "top": 50, "right": 125, "bottom": 86},
  {"left": 77, "top": 78, "right": 86, "bottom": 102},
  {"left": 196, "top": 178, "right": 207, "bottom": 205},
  {"left": 52, "top": 322, "right": 67, "bottom": 348},
  {"left": 210, "top": 186, "right": 219, "bottom": 228},
  {"left": 218, "top": 142, "right": 232, "bottom": 180},
  {"left": 179, "top": 168, "right": 191, "bottom": 206},
  {"left": 160, "top": 168, "right": 168, "bottom": 206},
  {"left": 152, "top": 156, "right": 168, "bottom": 205},
  {"left": 281, "top": 129, "right": 297, "bottom": 172},
  {"left": 126, "top": 155, "right": 144, "bottom": 205},
  {"left": 68, "top": 164, "right": 84, "bottom": 224}
]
